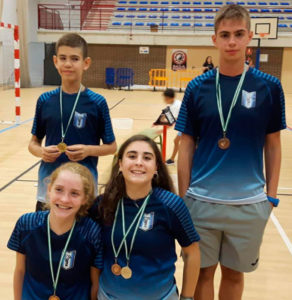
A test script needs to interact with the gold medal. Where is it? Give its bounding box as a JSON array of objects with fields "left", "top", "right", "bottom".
[
  {"left": 111, "top": 263, "right": 122, "bottom": 276},
  {"left": 218, "top": 137, "right": 230, "bottom": 150},
  {"left": 49, "top": 296, "right": 60, "bottom": 300},
  {"left": 57, "top": 142, "right": 67, "bottom": 153},
  {"left": 121, "top": 266, "right": 132, "bottom": 279}
]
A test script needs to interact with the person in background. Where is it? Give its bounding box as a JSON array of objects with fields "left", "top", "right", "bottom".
[{"left": 202, "top": 56, "right": 214, "bottom": 73}]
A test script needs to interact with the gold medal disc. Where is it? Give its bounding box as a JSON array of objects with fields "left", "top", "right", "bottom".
[
  {"left": 121, "top": 266, "right": 132, "bottom": 279},
  {"left": 57, "top": 142, "right": 67, "bottom": 153},
  {"left": 49, "top": 296, "right": 60, "bottom": 300},
  {"left": 111, "top": 263, "right": 122, "bottom": 276},
  {"left": 218, "top": 137, "right": 230, "bottom": 150}
]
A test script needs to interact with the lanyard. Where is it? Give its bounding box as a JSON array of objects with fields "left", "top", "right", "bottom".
[
  {"left": 47, "top": 214, "right": 76, "bottom": 296},
  {"left": 111, "top": 193, "right": 151, "bottom": 262},
  {"left": 215, "top": 64, "right": 247, "bottom": 135},
  {"left": 59, "top": 85, "right": 82, "bottom": 143}
]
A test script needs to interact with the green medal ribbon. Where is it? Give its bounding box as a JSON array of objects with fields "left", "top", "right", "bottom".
[
  {"left": 47, "top": 214, "right": 76, "bottom": 296},
  {"left": 59, "top": 85, "right": 82, "bottom": 143},
  {"left": 215, "top": 64, "right": 248, "bottom": 138},
  {"left": 111, "top": 193, "right": 151, "bottom": 264}
]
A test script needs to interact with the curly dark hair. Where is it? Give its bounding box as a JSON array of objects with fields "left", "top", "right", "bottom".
[{"left": 99, "top": 134, "right": 175, "bottom": 224}]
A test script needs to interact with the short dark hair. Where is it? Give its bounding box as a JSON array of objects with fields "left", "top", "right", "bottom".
[
  {"left": 55, "top": 33, "right": 88, "bottom": 58},
  {"left": 214, "top": 4, "right": 250, "bottom": 33},
  {"left": 163, "top": 88, "right": 175, "bottom": 98}
]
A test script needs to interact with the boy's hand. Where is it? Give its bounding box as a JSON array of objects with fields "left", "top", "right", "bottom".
[
  {"left": 65, "top": 144, "right": 88, "bottom": 161},
  {"left": 41, "top": 146, "right": 61, "bottom": 162}
]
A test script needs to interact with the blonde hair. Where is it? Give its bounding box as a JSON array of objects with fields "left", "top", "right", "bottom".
[
  {"left": 48, "top": 162, "right": 95, "bottom": 218},
  {"left": 214, "top": 4, "right": 250, "bottom": 33}
]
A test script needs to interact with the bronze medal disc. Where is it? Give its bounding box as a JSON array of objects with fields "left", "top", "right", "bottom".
[
  {"left": 121, "top": 266, "right": 132, "bottom": 279},
  {"left": 111, "top": 263, "right": 122, "bottom": 276},
  {"left": 49, "top": 296, "right": 60, "bottom": 300},
  {"left": 57, "top": 142, "right": 67, "bottom": 153},
  {"left": 218, "top": 137, "right": 230, "bottom": 150}
]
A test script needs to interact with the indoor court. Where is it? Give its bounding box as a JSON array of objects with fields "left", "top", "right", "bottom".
[{"left": 0, "top": 86, "right": 292, "bottom": 299}]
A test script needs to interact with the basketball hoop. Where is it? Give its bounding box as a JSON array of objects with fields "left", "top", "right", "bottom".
[{"left": 259, "top": 33, "right": 269, "bottom": 39}]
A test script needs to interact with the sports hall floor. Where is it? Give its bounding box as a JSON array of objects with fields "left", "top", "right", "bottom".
[{"left": 0, "top": 86, "right": 291, "bottom": 299}]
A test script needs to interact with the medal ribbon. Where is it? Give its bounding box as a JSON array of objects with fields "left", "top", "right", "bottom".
[
  {"left": 111, "top": 193, "right": 151, "bottom": 262},
  {"left": 47, "top": 214, "right": 76, "bottom": 296},
  {"left": 215, "top": 64, "right": 248, "bottom": 136},
  {"left": 59, "top": 85, "right": 82, "bottom": 143}
]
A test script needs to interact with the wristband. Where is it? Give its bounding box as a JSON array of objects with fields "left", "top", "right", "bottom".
[
  {"left": 180, "top": 296, "right": 193, "bottom": 300},
  {"left": 267, "top": 195, "right": 279, "bottom": 207}
]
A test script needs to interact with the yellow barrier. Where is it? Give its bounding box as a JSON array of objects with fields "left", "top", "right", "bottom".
[{"left": 149, "top": 68, "right": 202, "bottom": 91}]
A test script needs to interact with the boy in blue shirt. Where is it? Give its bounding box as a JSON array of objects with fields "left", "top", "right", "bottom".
[
  {"left": 176, "top": 4, "right": 286, "bottom": 300},
  {"left": 28, "top": 33, "right": 116, "bottom": 211}
]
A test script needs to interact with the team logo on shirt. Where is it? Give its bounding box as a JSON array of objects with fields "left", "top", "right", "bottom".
[
  {"left": 73, "top": 111, "right": 87, "bottom": 129},
  {"left": 139, "top": 212, "right": 154, "bottom": 231},
  {"left": 62, "top": 250, "right": 76, "bottom": 270},
  {"left": 241, "top": 90, "right": 256, "bottom": 109}
]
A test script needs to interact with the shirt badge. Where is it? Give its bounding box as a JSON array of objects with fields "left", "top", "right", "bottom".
[
  {"left": 241, "top": 90, "right": 256, "bottom": 109},
  {"left": 139, "top": 212, "right": 154, "bottom": 231},
  {"left": 73, "top": 111, "right": 87, "bottom": 128},
  {"left": 62, "top": 250, "right": 76, "bottom": 270}
]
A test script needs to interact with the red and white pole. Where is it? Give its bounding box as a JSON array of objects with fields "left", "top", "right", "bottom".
[{"left": 0, "top": 22, "right": 21, "bottom": 124}]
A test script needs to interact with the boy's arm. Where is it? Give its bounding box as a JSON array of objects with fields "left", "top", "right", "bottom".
[
  {"left": 65, "top": 141, "right": 117, "bottom": 162},
  {"left": 177, "top": 133, "right": 196, "bottom": 198},
  {"left": 180, "top": 242, "right": 200, "bottom": 299},
  {"left": 28, "top": 135, "right": 61, "bottom": 162},
  {"left": 14, "top": 252, "right": 26, "bottom": 300},
  {"left": 90, "top": 266, "right": 101, "bottom": 300},
  {"left": 265, "top": 131, "right": 281, "bottom": 200}
]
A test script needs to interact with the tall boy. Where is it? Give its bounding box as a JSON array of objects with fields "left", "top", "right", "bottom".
[
  {"left": 176, "top": 4, "right": 286, "bottom": 300},
  {"left": 29, "top": 33, "right": 117, "bottom": 211}
]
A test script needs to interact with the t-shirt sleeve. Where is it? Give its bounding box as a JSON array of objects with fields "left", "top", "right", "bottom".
[
  {"left": 266, "top": 80, "right": 286, "bottom": 134},
  {"left": 175, "top": 81, "right": 198, "bottom": 137},
  {"left": 168, "top": 196, "right": 200, "bottom": 247},
  {"left": 88, "top": 221, "right": 104, "bottom": 270},
  {"left": 99, "top": 98, "right": 115, "bottom": 144},
  {"left": 31, "top": 95, "right": 46, "bottom": 140},
  {"left": 7, "top": 215, "right": 26, "bottom": 254}
]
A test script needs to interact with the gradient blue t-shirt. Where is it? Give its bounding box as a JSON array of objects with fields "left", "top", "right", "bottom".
[
  {"left": 31, "top": 88, "right": 115, "bottom": 202},
  {"left": 94, "top": 187, "right": 200, "bottom": 300},
  {"left": 7, "top": 211, "right": 103, "bottom": 300},
  {"left": 175, "top": 68, "right": 286, "bottom": 204}
]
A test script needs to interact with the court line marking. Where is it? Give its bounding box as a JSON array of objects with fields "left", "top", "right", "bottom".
[
  {"left": 0, "top": 118, "right": 33, "bottom": 134},
  {"left": 271, "top": 212, "right": 292, "bottom": 256}
]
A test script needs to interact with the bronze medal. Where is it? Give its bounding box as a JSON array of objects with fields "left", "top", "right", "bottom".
[
  {"left": 57, "top": 142, "right": 67, "bottom": 153},
  {"left": 218, "top": 137, "right": 230, "bottom": 150},
  {"left": 111, "top": 263, "right": 122, "bottom": 276},
  {"left": 49, "top": 296, "right": 60, "bottom": 300},
  {"left": 121, "top": 266, "right": 132, "bottom": 279}
]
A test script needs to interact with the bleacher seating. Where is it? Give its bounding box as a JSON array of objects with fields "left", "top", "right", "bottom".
[{"left": 109, "top": 0, "right": 292, "bottom": 33}]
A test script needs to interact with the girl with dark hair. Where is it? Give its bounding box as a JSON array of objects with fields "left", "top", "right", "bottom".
[
  {"left": 202, "top": 56, "right": 214, "bottom": 73},
  {"left": 90, "top": 134, "right": 200, "bottom": 300}
]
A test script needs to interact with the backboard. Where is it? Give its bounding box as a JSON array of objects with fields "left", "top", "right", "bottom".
[{"left": 251, "top": 17, "right": 278, "bottom": 40}]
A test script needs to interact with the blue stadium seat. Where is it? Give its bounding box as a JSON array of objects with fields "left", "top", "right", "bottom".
[
  {"left": 194, "top": 15, "right": 203, "bottom": 19},
  {"left": 290, "top": 24, "right": 292, "bottom": 28},
  {"left": 183, "top": 15, "right": 192, "bottom": 19},
  {"left": 272, "top": 9, "right": 281, "bottom": 12},
  {"left": 204, "top": 8, "right": 213, "bottom": 12},
  {"left": 278, "top": 16, "right": 284, "bottom": 20},
  {"left": 117, "top": 7, "right": 126, "bottom": 11},
  {"left": 138, "top": 15, "right": 146, "bottom": 18},
  {"left": 160, "top": 15, "right": 169, "bottom": 18},
  {"left": 159, "top": 22, "right": 168, "bottom": 26},
  {"left": 129, "top": 1, "right": 137, "bottom": 3},
  {"left": 147, "top": 22, "right": 157, "bottom": 26},
  {"left": 194, "top": 22, "right": 203, "bottom": 26},
  {"left": 205, "top": 15, "right": 214, "bottom": 19},
  {"left": 118, "top": 1, "right": 127, "bottom": 3},
  {"left": 278, "top": 24, "right": 288, "bottom": 27},
  {"left": 135, "top": 22, "right": 144, "bottom": 26},
  {"left": 261, "top": 9, "right": 270, "bottom": 12},
  {"left": 286, "top": 16, "right": 292, "bottom": 20},
  {"left": 183, "top": 8, "right": 191, "bottom": 12},
  {"left": 249, "top": 9, "right": 259, "bottom": 12},
  {"left": 127, "top": 7, "right": 137, "bottom": 11},
  {"left": 171, "top": 8, "right": 180, "bottom": 11},
  {"left": 172, "top": 15, "right": 180, "bottom": 18},
  {"left": 160, "top": 8, "right": 169, "bottom": 11},
  {"left": 182, "top": 23, "right": 191, "bottom": 26},
  {"left": 171, "top": 23, "right": 179, "bottom": 26},
  {"left": 126, "top": 14, "right": 135, "bottom": 18},
  {"left": 269, "top": 2, "right": 278, "bottom": 4},
  {"left": 258, "top": 2, "right": 267, "bottom": 4},
  {"left": 161, "top": 1, "right": 169, "bottom": 4},
  {"left": 139, "top": 7, "right": 147, "bottom": 11},
  {"left": 204, "top": 1, "right": 212, "bottom": 4},
  {"left": 149, "top": 15, "right": 158, "bottom": 18},
  {"left": 215, "top": 1, "right": 223, "bottom": 4},
  {"left": 206, "top": 23, "right": 214, "bottom": 27},
  {"left": 247, "top": 2, "right": 256, "bottom": 4},
  {"left": 150, "top": 8, "right": 158, "bottom": 11},
  {"left": 237, "top": 1, "right": 245, "bottom": 4},
  {"left": 112, "top": 22, "right": 122, "bottom": 25},
  {"left": 140, "top": 1, "right": 148, "bottom": 3},
  {"left": 284, "top": 9, "right": 292, "bottom": 12},
  {"left": 183, "top": 1, "right": 191, "bottom": 4},
  {"left": 150, "top": 1, "right": 159, "bottom": 4},
  {"left": 194, "top": 8, "right": 202, "bottom": 11},
  {"left": 115, "top": 14, "right": 124, "bottom": 18},
  {"left": 124, "top": 22, "right": 133, "bottom": 25},
  {"left": 280, "top": 2, "right": 289, "bottom": 5},
  {"left": 193, "top": 1, "right": 202, "bottom": 4},
  {"left": 172, "top": 1, "right": 180, "bottom": 4}
]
